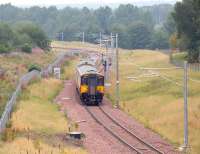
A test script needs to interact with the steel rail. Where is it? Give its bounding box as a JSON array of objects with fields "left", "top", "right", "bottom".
[
  {"left": 99, "top": 106, "right": 164, "bottom": 154},
  {"left": 85, "top": 106, "right": 142, "bottom": 154}
]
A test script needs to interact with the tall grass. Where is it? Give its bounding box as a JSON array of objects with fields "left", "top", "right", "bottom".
[
  {"left": 0, "top": 46, "right": 60, "bottom": 117},
  {"left": 0, "top": 78, "right": 87, "bottom": 154},
  {"left": 61, "top": 59, "right": 79, "bottom": 80},
  {"left": 107, "top": 50, "right": 200, "bottom": 153}
]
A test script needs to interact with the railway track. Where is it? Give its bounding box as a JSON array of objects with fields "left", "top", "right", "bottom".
[{"left": 85, "top": 105, "right": 164, "bottom": 154}]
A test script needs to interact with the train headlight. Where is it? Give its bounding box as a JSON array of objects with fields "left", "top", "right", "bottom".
[
  {"left": 96, "top": 86, "right": 104, "bottom": 93},
  {"left": 80, "top": 85, "right": 88, "bottom": 93}
]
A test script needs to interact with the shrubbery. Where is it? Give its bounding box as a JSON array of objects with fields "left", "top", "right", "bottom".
[
  {"left": 28, "top": 64, "right": 41, "bottom": 72},
  {"left": 0, "top": 22, "right": 49, "bottom": 54},
  {"left": 21, "top": 43, "right": 32, "bottom": 53},
  {"left": 0, "top": 44, "right": 11, "bottom": 54}
]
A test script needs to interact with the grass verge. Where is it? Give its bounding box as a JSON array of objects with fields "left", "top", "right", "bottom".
[
  {"left": 0, "top": 78, "right": 87, "bottom": 154},
  {"left": 107, "top": 50, "right": 200, "bottom": 153},
  {"left": 0, "top": 48, "right": 60, "bottom": 116}
]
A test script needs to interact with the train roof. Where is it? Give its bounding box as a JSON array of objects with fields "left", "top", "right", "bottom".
[
  {"left": 77, "top": 59, "right": 95, "bottom": 67},
  {"left": 76, "top": 59, "right": 103, "bottom": 76},
  {"left": 77, "top": 64, "right": 103, "bottom": 76}
]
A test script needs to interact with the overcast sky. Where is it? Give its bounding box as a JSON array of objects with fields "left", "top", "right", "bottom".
[{"left": 0, "top": 0, "right": 180, "bottom": 6}]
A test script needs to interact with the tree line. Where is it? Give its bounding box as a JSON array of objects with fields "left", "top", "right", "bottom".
[
  {"left": 0, "top": 3, "right": 173, "bottom": 50},
  {"left": 0, "top": 21, "right": 49, "bottom": 53},
  {"left": 172, "top": 0, "right": 200, "bottom": 62},
  {"left": 1, "top": 2, "right": 199, "bottom": 62}
]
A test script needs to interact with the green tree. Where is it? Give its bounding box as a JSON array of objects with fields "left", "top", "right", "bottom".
[
  {"left": 0, "top": 22, "right": 15, "bottom": 53},
  {"left": 164, "top": 14, "right": 176, "bottom": 35},
  {"left": 0, "top": 4, "right": 174, "bottom": 50},
  {"left": 125, "top": 22, "right": 152, "bottom": 49},
  {"left": 111, "top": 24, "right": 129, "bottom": 48},
  {"left": 169, "top": 33, "right": 178, "bottom": 49},
  {"left": 151, "top": 28, "right": 169, "bottom": 49},
  {"left": 173, "top": 0, "right": 200, "bottom": 62},
  {"left": 95, "top": 6, "right": 112, "bottom": 33},
  {"left": 0, "top": 23, "right": 15, "bottom": 46},
  {"left": 14, "top": 22, "right": 50, "bottom": 49}
]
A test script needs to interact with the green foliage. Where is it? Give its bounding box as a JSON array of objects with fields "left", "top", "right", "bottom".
[
  {"left": 143, "top": 4, "right": 173, "bottom": 25},
  {"left": 0, "top": 21, "right": 49, "bottom": 54},
  {"left": 151, "top": 28, "right": 169, "bottom": 49},
  {"left": 0, "top": 22, "right": 15, "bottom": 53},
  {"left": 0, "top": 44, "right": 11, "bottom": 53},
  {"left": 0, "top": 4, "right": 173, "bottom": 50},
  {"left": 164, "top": 14, "right": 176, "bottom": 35},
  {"left": 0, "top": 23, "right": 15, "bottom": 45},
  {"left": 177, "top": 34, "right": 190, "bottom": 51},
  {"left": 28, "top": 64, "right": 41, "bottom": 72},
  {"left": 1, "top": 121, "right": 16, "bottom": 142},
  {"left": 173, "top": 0, "right": 200, "bottom": 62},
  {"left": 169, "top": 33, "right": 178, "bottom": 49},
  {"left": 126, "top": 22, "right": 152, "bottom": 49},
  {"left": 172, "top": 52, "right": 187, "bottom": 61},
  {"left": 14, "top": 22, "right": 50, "bottom": 50},
  {"left": 95, "top": 6, "right": 112, "bottom": 33},
  {"left": 21, "top": 43, "right": 32, "bottom": 53}
]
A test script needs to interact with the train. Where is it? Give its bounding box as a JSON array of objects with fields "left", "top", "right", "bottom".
[{"left": 75, "top": 59, "right": 104, "bottom": 105}]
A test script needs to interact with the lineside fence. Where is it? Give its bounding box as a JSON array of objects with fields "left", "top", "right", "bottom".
[
  {"left": 0, "top": 51, "right": 74, "bottom": 132},
  {"left": 170, "top": 58, "right": 200, "bottom": 72}
]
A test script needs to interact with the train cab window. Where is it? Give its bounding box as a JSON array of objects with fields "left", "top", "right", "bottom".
[
  {"left": 81, "top": 76, "right": 88, "bottom": 85},
  {"left": 98, "top": 76, "right": 104, "bottom": 85}
]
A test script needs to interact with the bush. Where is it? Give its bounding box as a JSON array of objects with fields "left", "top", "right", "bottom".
[
  {"left": 28, "top": 64, "right": 41, "bottom": 72},
  {"left": 1, "top": 121, "right": 16, "bottom": 142},
  {"left": 0, "top": 44, "right": 11, "bottom": 54},
  {"left": 21, "top": 43, "right": 32, "bottom": 53}
]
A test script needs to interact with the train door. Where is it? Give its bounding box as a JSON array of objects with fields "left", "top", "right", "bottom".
[{"left": 88, "top": 76, "right": 97, "bottom": 95}]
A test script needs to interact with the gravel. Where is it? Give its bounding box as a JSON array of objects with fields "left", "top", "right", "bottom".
[{"left": 55, "top": 80, "right": 180, "bottom": 154}]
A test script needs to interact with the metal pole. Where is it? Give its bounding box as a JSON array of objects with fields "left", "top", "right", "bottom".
[
  {"left": 100, "top": 32, "right": 102, "bottom": 48},
  {"left": 115, "top": 34, "right": 119, "bottom": 108},
  {"left": 183, "top": 61, "right": 188, "bottom": 149},
  {"left": 110, "top": 33, "right": 113, "bottom": 48},
  {"left": 82, "top": 32, "right": 85, "bottom": 44},
  {"left": 105, "top": 41, "right": 108, "bottom": 83},
  {"left": 61, "top": 32, "right": 64, "bottom": 41},
  {"left": 110, "top": 33, "right": 115, "bottom": 70}
]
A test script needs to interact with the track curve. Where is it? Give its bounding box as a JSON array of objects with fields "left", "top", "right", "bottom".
[{"left": 85, "top": 105, "right": 165, "bottom": 154}]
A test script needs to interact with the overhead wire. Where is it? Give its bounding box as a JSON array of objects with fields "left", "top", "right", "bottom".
[{"left": 139, "top": 67, "right": 183, "bottom": 70}]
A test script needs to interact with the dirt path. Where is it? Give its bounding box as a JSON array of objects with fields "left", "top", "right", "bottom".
[{"left": 55, "top": 80, "right": 179, "bottom": 154}]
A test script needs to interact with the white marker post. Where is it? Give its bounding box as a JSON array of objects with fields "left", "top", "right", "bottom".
[{"left": 54, "top": 67, "right": 61, "bottom": 79}]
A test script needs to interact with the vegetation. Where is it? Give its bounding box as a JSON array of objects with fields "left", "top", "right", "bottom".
[
  {"left": 0, "top": 45, "right": 60, "bottom": 117},
  {"left": 171, "top": 0, "right": 200, "bottom": 62},
  {"left": 0, "top": 23, "right": 14, "bottom": 53},
  {"left": 106, "top": 49, "right": 200, "bottom": 154},
  {"left": 21, "top": 43, "right": 32, "bottom": 53},
  {"left": 0, "top": 3, "right": 173, "bottom": 49},
  {"left": 28, "top": 64, "right": 41, "bottom": 72},
  {"left": 61, "top": 60, "right": 78, "bottom": 80},
  {"left": 0, "top": 78, "right": 87, "bottom": 154},
  {"left": 0, "top": 21, "right": 49, "bottom": 53},
  {"left": 171, "top": 52, "right": 188, "bottom": 61},
  {"left": 50, "top": 41, "right": 200, "bottom": 153}
]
